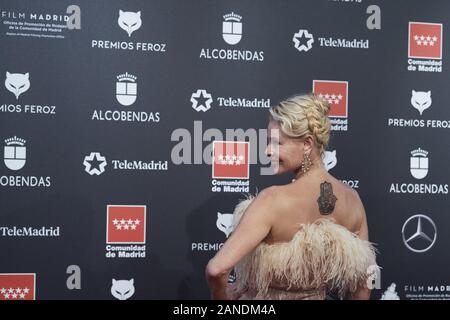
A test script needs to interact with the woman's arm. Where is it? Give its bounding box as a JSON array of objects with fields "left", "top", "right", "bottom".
[{"left": 205, "top": 188, "right": 277, "bottom": 299}]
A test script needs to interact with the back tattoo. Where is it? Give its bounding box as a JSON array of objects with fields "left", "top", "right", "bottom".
[{"left": 317, "top": 181, "right": 337, "bottom": 215}]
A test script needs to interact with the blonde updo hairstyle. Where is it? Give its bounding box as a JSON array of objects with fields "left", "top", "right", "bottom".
[{"left": 269, "top": 93, "right": 331, "bottom": 157}]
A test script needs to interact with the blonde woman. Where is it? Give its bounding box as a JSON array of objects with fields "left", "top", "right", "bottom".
[{"left": 206, "top": 93, "right": 377, "bottom": 300}]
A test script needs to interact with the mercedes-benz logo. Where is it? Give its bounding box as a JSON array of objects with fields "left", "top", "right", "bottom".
[{"left": 402, "top": 214, "right": 437, "bottom": 253}]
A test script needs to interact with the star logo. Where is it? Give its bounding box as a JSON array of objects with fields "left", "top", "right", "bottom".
[
  {"left": 293, "top": 29, "right": 314, "bottom": 52},
  {"left": 0, "top": 274, "right": 35, "bottom": 300},
  {"left": 113, "top": 217, "right": 141, "bottom": 231},
  {"left": 190, "top": 89, "right": 213, "bottom": 112},
  {"left": 402, "top": 214, "right": 437, "bottom": 253},
  {"left": 83, "top": 152, "right": 107, "bottom": 176}
]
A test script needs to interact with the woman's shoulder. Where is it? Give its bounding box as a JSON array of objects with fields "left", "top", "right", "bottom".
[
  {"left": 232, "top": 186, "right": 283, "bottom": 216},
  {"left": 240, "top": 185, "right": 285, "bottom": 205},
  {"left": 255, "top": 185, "right": 297, "bottom": 212}
]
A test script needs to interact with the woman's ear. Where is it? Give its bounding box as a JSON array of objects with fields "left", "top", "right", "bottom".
[{"left": 303, "top": 135, "right": 314, "bottom": 154}]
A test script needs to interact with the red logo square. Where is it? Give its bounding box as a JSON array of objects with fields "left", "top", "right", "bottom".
[
  {"left": 313, "top": 80, "right": 348, "bottom": 118},
  {"left": 212, "top": 141, "right": 249, "bottom": 179},
  {"left": 106, "top": 205, "right": 146, "bottom": 244},
  {"left": 409, "top": 22, "right": 443, "bottom": 59},
  {"left": 0, "top": 273, "right": 36, "bottom": 300}
]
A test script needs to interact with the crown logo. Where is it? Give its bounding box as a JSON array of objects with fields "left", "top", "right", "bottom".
[
  {"left": 411, "top": 148, "right": 428, "bottom": 157},
  {"left": 116, "top": 72, "right": 137, "bottom": 82},
  {"left": 5, "top": 136, "right": 26, "bottom": 146},
  {"left": 223, "top": 12, "right": 242, "bottom": 22}
]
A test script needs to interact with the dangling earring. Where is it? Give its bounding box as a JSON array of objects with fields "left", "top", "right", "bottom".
[{"left": 300, "top": 153, "right": 312, "bottom": 174}]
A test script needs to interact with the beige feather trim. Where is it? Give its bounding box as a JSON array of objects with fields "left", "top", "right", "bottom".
[{"left": 228, "top": 195, "right": 378, "bottom": 299}]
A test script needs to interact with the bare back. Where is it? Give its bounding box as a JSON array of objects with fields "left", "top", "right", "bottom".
[{"left": 265, "top": 172, "right": 365, "bottom": 245}]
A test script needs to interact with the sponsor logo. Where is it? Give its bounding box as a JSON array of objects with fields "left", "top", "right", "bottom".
[
  {"left": 83, "top": 152, "right": 168, "bottom": 176},
  {"left": 1, "top": 136, "right": 51, "bottom": 188},
  {"left": 83, "top": 152, "right": 107, "bottom": 176},
  {"left": 199, "top": 12, "right": 264, "bottom": 62},
  {"left": 0, "top": 226, "right": 60, "bottom": 237},
  {"left": 212, "top": 141, "right": 250, "bottom": 193},
  {"left": 191, "top": 89, "right": 270, "bottom": 112},
  {"left": 402, "top": 214, "right": 437, "bottom": 253},
  {"left": 91, "top": 72, "right": 160, "bottom": 124},
  {"left": 293, "top": 28, "right": 369, "bottom": 52},
  {"left": 222, "top": 12, "right": 242, "bottom": 45},
  {"left": 118, "top": 10, "right": 141, "bottom": 37},
  {"left": 111, "top": 278, "right": 135, "bottom": 300},
  {"left": 411, "top": 90, "right": 431, "bottom": 115},
  {"left": 4, "top": 136, "right": 26, "bottom": 171},
  {"left": 2, "top": 72, "right": 56, "bottom": 116},
  {"left": 410, "top": 148, "right": 428, "bottom": 179},
  {"left": 0, "top": 273, "right": 36, "bottom": 300},
  {"left": 191, "top": 209, "right": 234, "bottom": 252},
  {"left": 389, "top": 148, "right": 448, "bottom": 194},
  {"left": 116, "top": 72, "right": 137, "bottom": 106},
  {"left": 407, "top": 22, "right": 443, "bottom": 73},
  {"left": 404, "top": 283, "right": 450, "bottom": 300},
  {"left": 322, "top": 150, "right": 337, "bottom": 171},
  {"left": 322, "top": 150, "right": 359, "bottom": 188},
  {"left": 216, "top": 212, "right": 233, "bottom": 238},
  {"left": 381, "top": 283, "right": 400, "bottom": 300},
  {"left": 92, "top": 10, "right": 167, "bottom": 53},
  {"left": 106, "top": 205, "right": 146, "bottom": 259},
  {"left": 293, "top": 29, "right": 314, "bottom": 52},
  {"left": 313, "top": 80, "right": 349, "bottom": 131},
  {"left": 1, "top": 7, "right": 78, "bottom": 39},
  {"left": 191, "top": 89, "right": 213, "bottom": 112},
  {"left": 387, "top": 90, "right": 450, "bottom": 130}
]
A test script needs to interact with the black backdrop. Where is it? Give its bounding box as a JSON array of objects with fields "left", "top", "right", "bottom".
[{"left": 1, "top": 0, "right": 449, "bottom": 300}]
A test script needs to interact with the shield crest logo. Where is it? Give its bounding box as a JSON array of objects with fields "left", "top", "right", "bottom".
[
  {"left": 4, "top": 136, "right": 26, "bottom": 171},
  {"left": 410, "top": 148, "right": 428, "bottom": 179},
  {"left": 222, "top": 12, "right": 242, "bottom": 45},
  {"left": 116, "top": 72, "right": 137, "bottom": 106}
]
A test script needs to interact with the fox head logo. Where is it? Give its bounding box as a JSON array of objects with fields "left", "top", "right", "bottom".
[
  {"left": 216, "top": 212, "right": 234, "bottom": 238},
  {"left": 5, "top": 72, "right": 30, "bottom": 100},
  {"left": 111, "top": 278, "right": 135, "bottom": 300},
  {"left": 322, "top": 150, "right": 337, "bottom": 171},
  {"left": 118, "top": 10, "right": 142, "bottom": 37},
  {"left": 411, "top": 90, "right": 432, "bottom": 115}
]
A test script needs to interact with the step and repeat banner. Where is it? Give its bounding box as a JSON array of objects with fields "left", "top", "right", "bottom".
[{"left": 0, "top": 0, "right": 449, "bottom": 300}]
